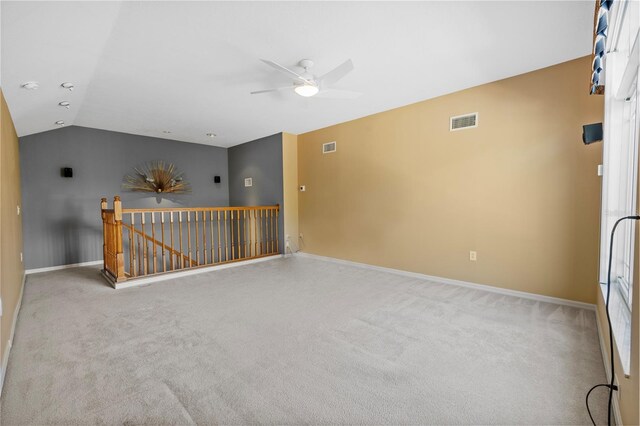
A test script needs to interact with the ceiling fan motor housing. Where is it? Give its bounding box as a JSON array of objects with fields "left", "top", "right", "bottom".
[{"left": 298, "top": 59, "right": 314, "bottom": 70}]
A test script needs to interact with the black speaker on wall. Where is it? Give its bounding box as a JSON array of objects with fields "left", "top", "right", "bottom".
[
  {"left": 61, "top": 167, "right": 73, "bottom": 178},
  {"left": 582, "top": 123, "right": 603, "bottom": 145},
  {"left": 214, "top": 175, "right": 221, "bottom": 183}
]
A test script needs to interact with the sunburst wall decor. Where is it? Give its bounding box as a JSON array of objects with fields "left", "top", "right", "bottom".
[{"left": 123, "top": 161, "right": 191, "bottom": 194}]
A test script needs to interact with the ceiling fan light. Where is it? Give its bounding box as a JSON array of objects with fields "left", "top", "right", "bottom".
[{"left": 294, "top": 84, "right": 319, "bottom": 97}]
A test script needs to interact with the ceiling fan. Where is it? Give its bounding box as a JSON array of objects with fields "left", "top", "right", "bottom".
[{"left": 251, "top": 58, "right": 361, "bottom": 99}]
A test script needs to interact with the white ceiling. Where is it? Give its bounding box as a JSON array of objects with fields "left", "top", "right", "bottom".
[{"left": 1, "top": 1, "right": 594, "bottom": 148}]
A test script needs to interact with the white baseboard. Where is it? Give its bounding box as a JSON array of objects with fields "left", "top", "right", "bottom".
[
  {"left": 25, "top": 260, "right": 103, "bottom": 275},
  {"left": 595, "top": 309, "right": 624, "bottom": 426},
  {"left": 0, "top": 272, "right": 26, "bottom": 397},
  {"left": 295, "top": 252, "right": 596, "bottom": 311},
  {"left": 112, "top": 255, "right": 283, "bottom": 289}
]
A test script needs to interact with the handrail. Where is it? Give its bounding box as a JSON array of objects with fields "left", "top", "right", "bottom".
[
  {"left": 101, "top": 196, "right": 280, "bottom": 287},
  {"left": 122, "top": 205, "right": 278, "bottom": 213}
]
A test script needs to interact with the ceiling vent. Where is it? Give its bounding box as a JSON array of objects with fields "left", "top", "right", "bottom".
[
  {"left": 450, "top": 113, "right": 478, "bottom": 131},
  {"left": 323, "top": 141, "right": 337, "bottom": 154}
]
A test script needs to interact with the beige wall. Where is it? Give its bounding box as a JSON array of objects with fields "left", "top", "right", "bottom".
[
  {"left": 282, "top": 132, "right": 299, "bottom": 253},
  {"left": 298, "top": 56, "right": 603, "bottom": 304},
  {"left": 0, "top": 89, "right": 24, "bottom": 380}
]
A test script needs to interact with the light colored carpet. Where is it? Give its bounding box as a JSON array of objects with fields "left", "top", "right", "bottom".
[{"left": 1, "top": 256, "right": 608, "bottom": 425}]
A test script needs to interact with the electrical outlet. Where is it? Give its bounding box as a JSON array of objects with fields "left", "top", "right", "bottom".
[
  {"left": 20, "top": 252, "right": 23, "bottom": 262},
  {"left": 469, "top": 251, "right": 477, "bottom": 261},
  {"left": 16, "top": 205, "right": 20, "bottom": 215}
]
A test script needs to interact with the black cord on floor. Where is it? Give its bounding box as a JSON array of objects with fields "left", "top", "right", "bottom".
[
  {"left": 586, "top": 215, "right": 640, "bottom": 426},
  {"left": 586, "top": 384, "right": 612, "bottom": 425}
]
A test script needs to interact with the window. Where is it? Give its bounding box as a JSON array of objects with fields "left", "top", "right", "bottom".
[{"left": 599, "top": 0, "right": 639, "bottom": 374}]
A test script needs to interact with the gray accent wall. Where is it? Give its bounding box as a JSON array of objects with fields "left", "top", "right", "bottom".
[
  {"left": 20, "top": 126, "right": 229, "bottom": 269},
  {"left": 228, "top": 133, "right": 284, "bottom": 253}
]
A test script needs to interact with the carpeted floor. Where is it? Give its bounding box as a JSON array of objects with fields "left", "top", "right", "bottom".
[{"left": 1, "top": 256, "right": 608, "bottom": 425}]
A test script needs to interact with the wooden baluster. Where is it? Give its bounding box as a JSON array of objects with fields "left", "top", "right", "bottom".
[
  {"left": 224, "top": 210, "right": 229, "bottom": 261},
  {"left": 266, "top": 209, "right": 271, "bottom": 254},
  {"left": 178, "top": 211, "right": 184, "bottom": 268},
  {"left": 195, "top": 210, "right": 200, "bottom": 266},
  {"left": 139, "top": 212, "right": 146, "bottom": 275},
  {"left": 264, "top": 209, "right": 271, "bottom": 254},
  {"left": 267, "top": 208, "right": 271, "bottom": 253},
  {"left": 272, "top": 208, "right": 276, "bottom": 253},
  {"left": 245, "top": 210, "right": 253, "bottom": 257},
  {"left": 151, "top": 212, "right": 157, "bottom": 274},
  {"left": 260, "top": 209, "right": 264, "bottom": 256},
  {"left": 129, "top": 212, "right": 135, "bottom": 277},
  {"left": 113, "top": 196, "right": 126, "bottom": 282},
  {"left": 236, "top": 210, "right": 241, "bottom": 259},
  {"left": 169, "top": 212, "right": 175, "bottom": 271},
  {"left": 210, "top": 211, "right": 214, "bottom": 265},
  {"left": 187, "top": 211, "right": 192, "bottom": 267},
  {"left": 236, "top": 209, "right": 241, "bottom": 259},
  {"left": 202, "top": 211, "right": 208, "bottom": 265},
  {"left": 244, "top": 210, "right": 249, "bottom": 258},
  {"left": 264, "top": 208, "right": 268, "bottom": 255},
  {"left": 160, "top": 212, "right": 166, "bottom": 273},
  {"left": 253, "top": 209, "right": 258, "bottom": 257},
  {"left": 270, "top": 208, "right": 274, "bottom": 254},
  {"left": 253, "top": 209, "right": 260, "bottom": 256},
  {"left": 230, "top": 210, "right": 235, "bottom": 260},
  {"left": 216, "top": 210, "right": 222, "bottom": 262},
  {"left": 245, "top": 210, "right": 249, "bottom": 258},
  {"left": 258, "top": 209, "right": 263, "bottom": 255},
  {"left": 137, "top": 231, "right": 142, "bottom": 276},
  {"left": 217, "top": 211, "right": 222, "bottom": 263},
  {"left": 276, "top": 206, "right": 279, "bottom": 254}
]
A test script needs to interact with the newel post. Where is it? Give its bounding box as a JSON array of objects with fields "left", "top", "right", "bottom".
[{"left": 113, "top": 196, "right": 126, "bottom": 282}]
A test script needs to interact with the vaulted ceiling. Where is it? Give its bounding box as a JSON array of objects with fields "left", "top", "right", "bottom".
[{"left": 1, "top": 1, "right": 594, "bottom": 147}]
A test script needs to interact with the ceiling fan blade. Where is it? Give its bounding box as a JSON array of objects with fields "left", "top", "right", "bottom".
[
  {"left": 314, "top": 89, "right": 362, "bottom": 99},
  {"left": 250, "top": 86, "right": 295, "bottom": 95},
  {"left": 260, "top": 59, "right": 313, "bottom": 85},
  {"left": 318, "top": 59, "right": 354, "bottom": 87}
]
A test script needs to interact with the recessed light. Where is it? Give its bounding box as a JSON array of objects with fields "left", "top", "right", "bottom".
[
  {"left": 21, "top": 82, "right": 39, "bottom": 90},
  {"left": 55, "top": 120, "right": 65, "bottom": 126},
  {"left": 60, "top": 82, "right": 74, "bottom": 91},
  {"left": 58, "top": 101, "right": 70, "bottom": 109},
  {"left": 163, "top": 130, "right": 172, "bottom": 134},
  {"left": 206, "top": 133, "right": 216, "bottom": 138}
]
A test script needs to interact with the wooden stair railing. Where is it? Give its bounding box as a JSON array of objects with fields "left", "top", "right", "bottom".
[
  {"left": 101, "top": 196, "right": 280, "bottom": 286},
  {"left": 122, "top": 223, "right": 198, "bottom": 272}
]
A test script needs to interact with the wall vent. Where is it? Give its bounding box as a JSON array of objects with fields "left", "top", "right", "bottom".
[
  {"left": 450, "top": 113, "right": 478, "bottom": 131},
  {"left": 322, "top": 141, "right": 337, "bottom": 154}
]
